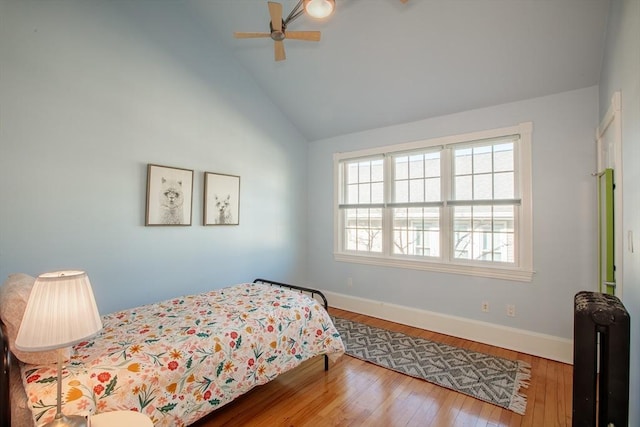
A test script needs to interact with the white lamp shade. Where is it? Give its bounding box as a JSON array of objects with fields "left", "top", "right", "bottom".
[
  {"left": 15, "top": 270, "right": 103, "bottom": 352},
  {"left": 303, "top": 0, "right": 335, "bottom": 19}
]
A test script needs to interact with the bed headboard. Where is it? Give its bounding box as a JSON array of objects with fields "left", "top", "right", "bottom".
[{"left": 1, "top": 320, "right": 11, "bottom": 427}]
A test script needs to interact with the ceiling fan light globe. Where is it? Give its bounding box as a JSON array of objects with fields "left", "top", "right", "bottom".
[{"left": 303, "top": 0, "right": 335, "bottom": 19}]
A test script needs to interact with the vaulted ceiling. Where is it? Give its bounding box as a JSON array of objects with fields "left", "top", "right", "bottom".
[{"left": 199, "top": 0, "right": 610, "bottom": 141}]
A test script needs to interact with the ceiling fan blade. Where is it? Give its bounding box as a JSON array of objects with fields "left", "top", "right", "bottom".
[
  {"left": 274, "top": 40, "right": 286, "bottom": 61},
  {"left": 285, "top": 31, "right": 321, "bottom": 42},
  {"left": 234, "top": 32, "right": 272, "bottom": 39},
  {"left": 268, "top": 2, "right": 283, "bottom": 32}
]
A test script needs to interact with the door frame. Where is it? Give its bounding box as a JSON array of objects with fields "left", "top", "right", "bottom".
[{"left": 596, "top": 91, "right": 623, "bottom": 297}]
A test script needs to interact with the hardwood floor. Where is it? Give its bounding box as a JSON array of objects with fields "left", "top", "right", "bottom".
[{"left": 192, "top": 308, "right": 572, "bottom": 427}]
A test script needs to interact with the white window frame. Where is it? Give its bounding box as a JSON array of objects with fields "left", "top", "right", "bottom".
[{"left": 333, "top": 122, "right": 534, "bottom": 282}]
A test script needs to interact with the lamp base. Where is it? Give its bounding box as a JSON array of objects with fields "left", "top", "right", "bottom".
[{"left": 43, "top": 414, "right": 88, "bottom": 427}]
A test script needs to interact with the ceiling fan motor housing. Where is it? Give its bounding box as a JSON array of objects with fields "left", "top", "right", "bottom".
[{"left": 269, "top": 21, "right": 286, "bottom": 41}]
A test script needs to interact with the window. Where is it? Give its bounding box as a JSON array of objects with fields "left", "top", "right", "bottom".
[{"left": 334, "top": 123, "right": 533, "bottom": 281}]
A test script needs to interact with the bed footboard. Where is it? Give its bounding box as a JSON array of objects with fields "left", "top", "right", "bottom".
[
  {"left": 252, "top": 278, "right": 331, "bottom": 371},
  {"left": 1, "top": 321, "right": 11, "bottom": 427}
]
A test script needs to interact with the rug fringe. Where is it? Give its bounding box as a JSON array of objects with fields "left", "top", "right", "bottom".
[{"left": 509, "top": 361, "right": 532, "bottom": 415}]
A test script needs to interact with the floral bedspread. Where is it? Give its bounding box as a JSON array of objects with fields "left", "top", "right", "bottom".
[{"left": 21, "top": 283, "right": 345, "bottom": 426}]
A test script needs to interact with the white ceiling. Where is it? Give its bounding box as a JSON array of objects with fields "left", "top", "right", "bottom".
[{"left": 199, "top": 0, "right": 610, "bottom": 141}]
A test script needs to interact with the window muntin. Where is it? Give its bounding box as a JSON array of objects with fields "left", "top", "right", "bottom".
[
  {"left": 452, "top": 205, "right": 515, "bottom": 263},
  {"left": 390, "top": 150, "right": 442, "bottom": 258},
  {"left": 340, "top": 158, "right": 384, "bottom": 254},
  {"left": 393, "top": 151, "right": 441, "bottom": 203},
  {"left": 452, "top": 142, "right": 515, "bottom": 201},
  {"left": 334, "top": 123, "right": 533, "bottom": 281},
  {"left": 344, "top": 208, "right": 383, "bottom": 252},
  {"left": 345, "top": 158, "right": 384, "bottom": 205},
  {"left": 392, "top": 207, "right": 440, "bottom": 257},
  {"left": 450, "top": 141, "right": 517, "bottom": 263}
]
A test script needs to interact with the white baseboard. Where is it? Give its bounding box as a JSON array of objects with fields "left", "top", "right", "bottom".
[{"left": 324, "top": 290, "right": 573, "bottom": 364}]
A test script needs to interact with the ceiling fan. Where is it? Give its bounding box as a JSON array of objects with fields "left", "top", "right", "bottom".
[{"left": 234, "top": 1, "right": 329, "bottom": 62}]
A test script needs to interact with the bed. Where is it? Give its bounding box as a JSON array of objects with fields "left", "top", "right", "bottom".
[{"left": 0, "top": 275, "right": 344, "bottom": 427}]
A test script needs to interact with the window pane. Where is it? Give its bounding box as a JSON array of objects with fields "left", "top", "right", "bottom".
[
  {"left": 425, "top": 153, "right": 440, "bottom": 177},
  {"left": 455, "top": 175, "right": 472, "bottom": 200},
  {"left": 473, "top": 145, "right": 492, "bottom": 174},
  {"left": 347, "top": 184, "right": 358, "bottom": 203},
  {"left": 359, "top": 183, "right": 371, "bottom": 203},
  {"left": 424, "top": 230, "right": 440, "bottom": 257},
  {"left": 357, "top": 208, "right": 370, "bottom": 222},
  {"left": 476, "top": 231, "right": 493, "bottom": 260},
  {"left": 473, "top": 174, "right": 492, "bottom": 199},
  {"left": 409, "top": 155, "right": 424, "bottom": 179},
  {"left": 454, "top": 206, "right": 471, "bottom": 231},
  {"left": 425, "top": 177, "right": 440, "bottom": 202},
  {"left": 371, "top": 231, "right": 383, "bottom": 252},
  {"left": 454, "top": 231, "right": 471, "bottom": 260},
  {"left": 455, "top": 148, "right": 472, "bottom": 175},
  {"left": 393, "top": 207, "right": 440, "bottom": 257},
  {"left": 371, "top": 159, "right": 384, "bottom": 181},
  {"left": 357, "top": 229, "right": 371, "bottom": 250},
  {"left": 395, "top": 157, "right": 408, "bottom": 180},
  {"left": 393, "top": 229, "right": 409, "bottom": 254},
  {"left": 345, "top": 228, "right": 357, "bottom": 250},
  {"left": 494, "top": 172, "right": 514, "bottom": 199},
  {"left": 494, "top": 232, "right": 515, "bottom": 263},
  {"left": 359, "top": 163, "right": 371, "bottom": 182},
  {"left": 409, "top": 179, "right": 424, "bottom": 202},
  {"left": 395, "top": 181, "right": 408, "bottom": 203},
  {"left": 371, "top": 182, "right": 384, "bottom": 203},
  {"left": 452, "top": 205, "right": 515, "bottom": 264},
  {"left": 347, "top": 163, "right": 359, "bottom": 184},
  {"left": 473, "top": 206, "right": 492, "bottom": 231},
  {"left": 394, "top": 210, "right": 408, "bottom": 227},
  {"left": 493, "top": 205, "right": 514, "bottom": 232},
  {"left": 494, "top": 143, "right": 513, "bottom": 172}
]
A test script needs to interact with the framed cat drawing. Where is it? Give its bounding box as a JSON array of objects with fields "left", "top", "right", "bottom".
[
  {"left": 145, "top": 164, "right": 194, "bottom": 226},
  {"left": 204, "top": 172, "right": 240, "bottom": 226}
]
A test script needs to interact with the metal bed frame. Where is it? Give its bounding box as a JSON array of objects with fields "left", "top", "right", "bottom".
[
  {"left": 0, "top": 321, "right": 9, "bottom": 427},
  {"left": 253, "top": 278, "right": 330, "bottom": 371},
  {"left": 0, "top": 278, "right": 333, "bottom": 427}
]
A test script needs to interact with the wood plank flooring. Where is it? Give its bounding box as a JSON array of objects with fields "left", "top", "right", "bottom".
[{"left": 192, "top": 307, "right": 572, "bottom": 427}]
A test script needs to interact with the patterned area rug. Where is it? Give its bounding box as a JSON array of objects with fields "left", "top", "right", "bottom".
[{"left": 332, "top": 316, "right": 531, "bottom": 415}]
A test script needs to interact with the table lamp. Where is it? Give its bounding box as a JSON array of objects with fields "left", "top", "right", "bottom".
[{"left": 15, "top": 270, "right": 103, "bottom": 427}]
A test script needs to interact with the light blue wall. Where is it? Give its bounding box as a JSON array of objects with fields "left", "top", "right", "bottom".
[
  {"left": 0, "top": 1, "right": 308, "bottom": 314},
  {"left": 307, "top": 86, "right": 599, "bottom": 340},
  {"left": 599, "top": 0, "right": 640, "bottom": 424},
  {"left": 1, "top": 0, "right": 635, "bottom": 419}
]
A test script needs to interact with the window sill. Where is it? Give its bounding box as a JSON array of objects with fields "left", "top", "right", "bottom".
[{"left": 334, "top": 253, "right": 534, "bottom": 282}]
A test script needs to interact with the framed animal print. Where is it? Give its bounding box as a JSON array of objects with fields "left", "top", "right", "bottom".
[
  {"left": 204, "top": 172, "right": 240, "bottom": 226},
  {"left": 145, "top": 164, "right": 194, "bottom": 226}
]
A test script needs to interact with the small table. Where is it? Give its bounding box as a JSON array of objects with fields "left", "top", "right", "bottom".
[{"left": 89, "top": 410, "right": 153, "bottom": 427}]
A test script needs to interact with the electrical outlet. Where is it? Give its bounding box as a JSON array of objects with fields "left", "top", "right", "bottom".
[
  {"left": 347, "top": 277, "right": 353, "bottom": 288},
  {"left": 481, "top": 302, "right": 489, "bottom": 312},
  {"left": 507, "top": 304, "right": 516, "bottom": 317}
]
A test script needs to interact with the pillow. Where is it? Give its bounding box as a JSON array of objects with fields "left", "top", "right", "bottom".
[{"left": 0, "top": 273, "right": 67, "bottom": 365}]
